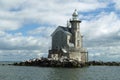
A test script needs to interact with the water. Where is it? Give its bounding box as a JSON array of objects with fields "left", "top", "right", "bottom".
[{"left": 0, "top": 62, "right": 120, "bottom": 80}]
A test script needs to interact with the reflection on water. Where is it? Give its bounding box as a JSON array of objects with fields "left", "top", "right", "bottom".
[
  {"left": 0, "top": 63, "right": 120, "bottom": 80},
  {"left": 48, "top": 68, "right": 87, "bottom": 80}
]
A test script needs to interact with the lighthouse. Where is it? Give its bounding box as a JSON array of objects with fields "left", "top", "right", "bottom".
[{"left": 48, "top": 10, "right": 88, "bottom": 63}]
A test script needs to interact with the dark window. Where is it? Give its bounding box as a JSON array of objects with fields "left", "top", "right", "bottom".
[{"left": 77, "top": 40, "right": 79, "bottom": 47}]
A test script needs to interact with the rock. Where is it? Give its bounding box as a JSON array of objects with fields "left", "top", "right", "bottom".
[{"left": 13, "top": 57, "right": 88, "bottom": 68}]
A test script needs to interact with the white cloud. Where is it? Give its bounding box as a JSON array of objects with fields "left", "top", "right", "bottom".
[
  {"left": 113, "top": 0, "right": 120, "bottom": 10},
  {"left": 0, "top": 19, "right": 21, "bottom": 31},
  {"left": 81, "top": 11, "right": 120, "bottom": 61},
  {"left": 88, "top": 46, "right": 120, "bottom": 61},
  {"left": 28, "top": 26, "right": 55, "bottom": 37},
  {"left": 0, "top": 0, "right": 25, "bottom": 10},
  {"left": 0, "top": 31, "right": 50, "bottom": 52},
  {"left": 0, "top": 31, "right": 50, "bottom": 61},
  {"left": 81, "top": 12, "right": 120, "bottom": 40},
  {"left": 0, "top": 0, "right": 109, "bottom": 30},
  {"left": 0, "top": 50, "right": 46, "bottom": 61}
]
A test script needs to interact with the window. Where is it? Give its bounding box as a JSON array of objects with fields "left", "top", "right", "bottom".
[
  {"left": 77, "top": 40, "right": 79, "bottom": 47},
  {"left": 77, "top": 31, "right": 79, "bottom": 37}
]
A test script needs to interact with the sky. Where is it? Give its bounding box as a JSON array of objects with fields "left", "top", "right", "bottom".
[{"left": 0, "top": 0, "right": 120, "bottom": 61}]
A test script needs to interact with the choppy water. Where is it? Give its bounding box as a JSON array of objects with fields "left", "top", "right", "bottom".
[{"left": 0, "top": 62, "right": 120, "bottom": 80}]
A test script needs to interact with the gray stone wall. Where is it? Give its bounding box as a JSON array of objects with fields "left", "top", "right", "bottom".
[
  {"left": 52, "top": 31, "right": 67, "bottom": 50},
  {"left": 81, "top": 52, "right": 88, "bottom": 63},
  {"left": 70, "top": 20, "right": 82, "bottom": 49},
  {"left": 69, "top": 52, "right": 81, "bottom": 61}
]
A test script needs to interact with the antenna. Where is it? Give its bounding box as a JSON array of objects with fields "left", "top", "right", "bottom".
[{"left": 67, "top": 20, "right": 71, "bottom": 28}]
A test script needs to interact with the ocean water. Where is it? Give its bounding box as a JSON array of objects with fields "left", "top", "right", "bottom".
[{"left": 0, "top": 62, "right": 120, "bottom": 80}]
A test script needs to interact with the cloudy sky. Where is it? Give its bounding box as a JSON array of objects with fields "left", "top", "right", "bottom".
[{"left": 0, "top": 0, "right": 120, "bottom": 61}]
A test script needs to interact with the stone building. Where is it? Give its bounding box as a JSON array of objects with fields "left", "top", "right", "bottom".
[{"left": 48, "top": 10, "right": 88, "bottom": 63}]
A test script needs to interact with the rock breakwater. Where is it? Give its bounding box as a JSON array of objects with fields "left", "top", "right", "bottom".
[{"left": 13, "top": 57, "right": 88, "bottom": 68}]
